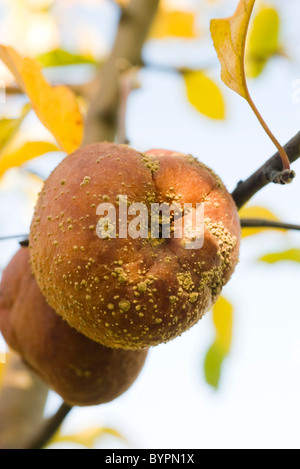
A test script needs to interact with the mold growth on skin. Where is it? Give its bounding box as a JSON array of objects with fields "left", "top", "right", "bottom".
[
  {"left": 184, "top": 154, "right": 224, "bottom": 189},
  {"left": 141, "top": 153, "right": 160, "bottom": 173},
  {"left": 199, "top": 218, "right": 238, "bottom": 298}
]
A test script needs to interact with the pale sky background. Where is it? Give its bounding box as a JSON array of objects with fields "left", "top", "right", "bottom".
[{"left": 0, "top": 0, "right": 300, "bottom": 449}]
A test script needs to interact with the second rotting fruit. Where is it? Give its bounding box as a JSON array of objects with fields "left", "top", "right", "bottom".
[{"left": 0, "top": 248, "right": 148, "bottom": 406}]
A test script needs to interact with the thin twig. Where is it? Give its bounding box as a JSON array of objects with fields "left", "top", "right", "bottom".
[
  {"left": 0, "top": 234, "right": 29, "bottom": 241},
  {"left": 240, "top": 218, "right": 300, "bottom": 231},
  {"left": 232, "top": 131, "right": 300, "bottom": 209},
  {"left": 26, "top": 402, "right": 72, "bottom": 450}
]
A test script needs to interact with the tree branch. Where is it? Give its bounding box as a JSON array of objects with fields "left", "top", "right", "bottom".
[
  {"left": 232, "top": 132, "right": 300, "bottom": 209},
  {"left": 83, "top": 0, "right": 160, "bottom": 145},
  {"left": 26, "top": 402, "right": 72, "bottom": 450},
  {"left": 240, "top": 218, "right": 300, "bottom": 231}
]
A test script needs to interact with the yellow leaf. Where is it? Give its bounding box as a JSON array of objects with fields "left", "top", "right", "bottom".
[
  {"left": 239, "top": 205, "right": 282, "bottom": 238},
  {"left": 260, "top": 249, "right": 300, "bottom": 264},
  {"left": 150, "top": 9, "right": 197, "bottom": 39},
  {"left": 46, "top": 426, "right": 124, "bottom": 449},
  {"left": 0, "top": 363, "right": 6, "bottom": 387},
  {"left": 213, "top": 296, "right": 233, "bottom": 355},
  {"left": 184, "top": 70, "right": 225, "bottom": 120},
  {"left": 246, "top": 7, "right": 280, "bottom": 78},
  {"left": 0, "top": 104, "right": 31, "bottom": 152},
  {"left": 0, "top": 141, "right": 59, "bottom": 178},
  {"left": 0, "top": 45, "right": 83, "bottom": 154},
  {"left": 210, "top": 0, "right": 256, "bottom": 99}
]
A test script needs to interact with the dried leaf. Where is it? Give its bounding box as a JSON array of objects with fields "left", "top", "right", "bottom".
[
  {"left": 210, "top": 0, "right": 290, "bottom": 170},
  {"left": 184, "top": 70, "right": 226, "bottom": 120},
  {"left": 0, "top": 45, "right": 84, "bottom": 153},
  {"left": 210, "top": 0, "right": 256, "bottom": 99}
]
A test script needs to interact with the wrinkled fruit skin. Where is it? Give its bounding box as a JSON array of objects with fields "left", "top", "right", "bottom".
[
  {"left": 0, "top": 248, "right": 148, "bottom": 406},
  {"left": 30, "top": 143, "right": 241, "bottom": 350}
]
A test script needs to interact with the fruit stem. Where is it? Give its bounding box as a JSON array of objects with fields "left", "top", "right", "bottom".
[{"left": 246, "top": 91, "right": 291, "bottom": 171}]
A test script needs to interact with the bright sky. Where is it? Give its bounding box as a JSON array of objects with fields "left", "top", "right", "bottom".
[{"left": 0, "top": 0, "right": 300, "bottom": 449}]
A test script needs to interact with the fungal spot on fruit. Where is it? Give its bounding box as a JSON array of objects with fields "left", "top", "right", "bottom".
[
  {"left": 177, "top": 272, "right": 194, "bottom": 291},
  {"left": 102, "top": 195, "right": 110, "bottom": 202},
  {"left": 137, "top": 282, "right": 147, "bottom": 294},
  {"left": 118, "top": 300, "right": 131, "bottom": 312},
  {"left": 61, "top": 179, "right": 66, "bottom": 186},
  {"left": 80, "top": 176, "right": 91, "bottom": 187},
  {"left": 142, "top": 153, "right": 160, "bottom": 173},
  {"left": 189, "top": 292, "right": 199, "bottom": 303}
]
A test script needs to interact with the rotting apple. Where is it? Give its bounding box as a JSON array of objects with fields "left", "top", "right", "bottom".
[{"left": 29, "top": 142, "right": 241, "bottom": 350}]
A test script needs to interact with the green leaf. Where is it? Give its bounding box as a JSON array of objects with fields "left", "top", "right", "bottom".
[
  {"left": 183, "top": 71, "right": 226, "bottom": 120},
  {"left": 204, "top": 342, "right": 224, "bottom": 389},
  {"left": 260, "top": 249, "right": 300, "bottom": 264},
  {"left": 204, "top": 296, "right": 234, "bottom": 389},
  {"left": 246, "top": 7, "right": 280, "bottom": 78},
  {"left": 37, "top": 48, "right": 97, "bottom": 68}
]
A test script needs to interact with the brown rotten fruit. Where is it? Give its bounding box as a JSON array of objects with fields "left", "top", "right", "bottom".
[
  {"left": 0, "top": 248, "right": 148, "bottom": 406},
  {"left": 29, "top": 142, "right": 241, "bottom": 350}
]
